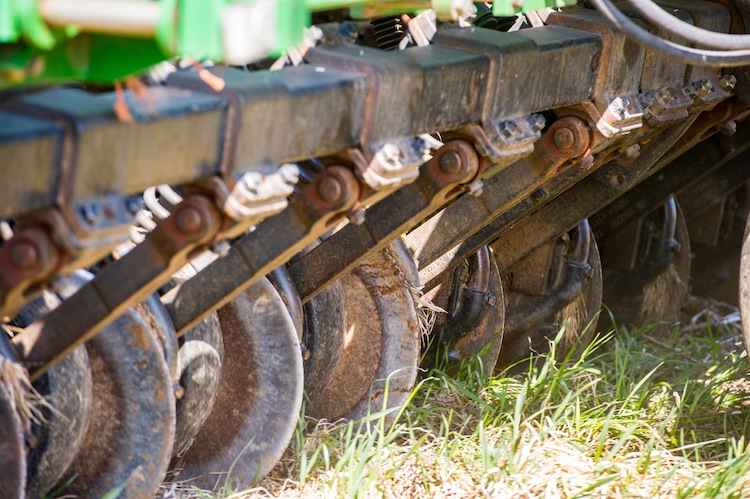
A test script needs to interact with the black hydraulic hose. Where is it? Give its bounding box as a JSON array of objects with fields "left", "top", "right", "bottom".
[
  {"left": 626, "top": 0, "right": 750, "bottom": 50},
  {"left": 590, "top": 0, "right": 750, "bottom": 66}
]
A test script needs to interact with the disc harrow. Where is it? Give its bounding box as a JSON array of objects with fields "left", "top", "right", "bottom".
[{"left": 4, "top": 1, "right": 750, "bottom": 497}]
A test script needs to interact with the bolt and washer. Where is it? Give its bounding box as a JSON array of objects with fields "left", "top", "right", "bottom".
[
  {"left": 553, "top": 127, "right": 575, "bottom": 149},
  {"left": 317, "top": 177, "right": 342, "bottom": 203},
  {"left": 439, "top": 151, "right": 461, "bottom": 174},
  {"left": 9, "top": 240, "right": 39, "bottom": 270},
  {"left": 175, "top": 206, "right": 203, "bottom": 234}
]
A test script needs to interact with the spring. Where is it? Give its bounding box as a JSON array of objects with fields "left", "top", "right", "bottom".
[
  {"left": 370, "top": 16, "right": 407, "bottom": 51},
  {"left": 129, "top": 185, "right": 183, "bottom": 244}
]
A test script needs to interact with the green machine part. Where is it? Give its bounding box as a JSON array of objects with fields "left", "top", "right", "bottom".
[
  {"left": 0, "top": 0, "right": 309, "bottom": 88},
  {"left": 492, "top": 0, "right": 575, "bottom": 17},
  {"left": 0, "top": 0, "right": 577, "bottom": 89}
]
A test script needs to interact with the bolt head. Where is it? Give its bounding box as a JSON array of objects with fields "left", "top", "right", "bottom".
[
  {"left": 698, "top": 80, "right": 713, "bottom": 97},
  {"left": 317, "top": 176, "right": 342, "bottom": 203},
  {"left": 175, "top": 206, "right": 203, "bottom": 234},
  {"left": 553, "top": 127, "right": 575, "bottom": 150},
  {"left": 9, "top": 240, "right": 39, "bottom": 270},
  {"left": 439, "top": 151, "right": 461, "bottom": 175},
  {"left": 720, "top": 74, "right": 737, "bottom": 91},
  {"left": 623, "top": 144, "right": 640, "bottom": 158}
]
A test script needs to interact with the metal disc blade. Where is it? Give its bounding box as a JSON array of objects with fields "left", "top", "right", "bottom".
[
  {"left": 0, "top": 376, "right": 25, "bottom": 499},
  {"left": 302, "top": 279, "right": 346, "bottom": 406},
  {"left": 450, "top": 253, "right": 506, "bottom": 376},
  {"left": 52, "top": 271, "right": 175, "bottom": 499},
  {"left": 173, "top": 311, "right": 224, "bottom": 456},
  {"left": 418, "top": 246, "right": 506, "bottom": 377},
  {"left": 309, "top": 249, "right": 419, "bottom": 427},
  {"left": 739, "top": 214, "right": 750, "bottom": 356},
  {"left": 171, "top": 276, "right": 303, "bottom": 490},
  {"left": 158, "top": 266, "right": 226, "bottom": 457},
  {"left": 11, "top": 290, "right": 93, "bottom": 499}
]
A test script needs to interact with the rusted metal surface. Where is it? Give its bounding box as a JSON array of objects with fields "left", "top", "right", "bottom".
[
  {"left": 590, "top": 119, "right": 750, "bottom": 245},
  {"left": 10, "top": 290, "right": 93, "bottom": 499},
  {"left": 12, "top": 194, "right": 223, "bottom": 380},
  {"left": 289, "top": 139, "right": 479, "bottom": 303},
  {"left": 52, "top": 271, "right": 175, "bottom": 499},
  {"left": 528, "top": 116, "right": 592, "bottom": 175},
  {"left": 0, "top": 369, "right": 26, "bottom": 499},
  {"left": 411, "top": 154, "right": 593, "bottom": 285},
  {"left": 470, "top": 118, "right": 697, "bottom": 280},
  {"left": 172, "top": 277, "right": 302, "bottom": 489},
  {"left": 163, "top": 166, "right": 359, "bottom": 336},
  {"left": 309, "top": 249, "right": 419, "bottom": 428}
]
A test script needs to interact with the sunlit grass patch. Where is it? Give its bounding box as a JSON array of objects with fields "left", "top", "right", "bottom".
[{"left": 177, "top": 301, "right": 750, "bottom": 499}]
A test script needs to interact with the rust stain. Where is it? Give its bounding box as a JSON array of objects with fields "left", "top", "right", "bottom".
[{"left": 126, "top": 323, "right": 151, "bottom": 351}]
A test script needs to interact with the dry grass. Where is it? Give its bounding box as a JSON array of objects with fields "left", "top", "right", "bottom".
[{"left": 159, "top": 297, "right": 750, "bottom": 499}]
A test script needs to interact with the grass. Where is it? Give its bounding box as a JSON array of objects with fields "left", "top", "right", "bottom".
[{"left": 162, "top": 298, "right": 750, "bottom": 499}]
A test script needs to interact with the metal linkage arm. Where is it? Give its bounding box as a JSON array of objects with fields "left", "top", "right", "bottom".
[
  {"left": 163, "top": 167, "right": 360, "bottom": 335},
  {"left": 12, "top": 194, "right": 224, "bottom": 380},
  {"left": 287, "top": 139, "right": 480, "bottom": 303}
]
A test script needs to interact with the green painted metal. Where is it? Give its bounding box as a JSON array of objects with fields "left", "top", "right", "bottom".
[
  {"left": 492, "top": 0, "right": 576, "bottom": 17},
  {"left": 0, "top": 0, "right": 575, "bottom": 89}
]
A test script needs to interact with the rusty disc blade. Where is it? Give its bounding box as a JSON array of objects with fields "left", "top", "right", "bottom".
[
  {"left": 51, "top": 271, "right": 176, "bottom": 499},
  {"left": 739, "top": 214, "right": 750, "bottom": 357},
  {"left": 170, "top": 276, "right": 303, "bottom": 490},
  {"left": 156, "top": 265, "right": 226, "bottom": 457},
  {"left": 0, "top": 374, "right": 25, "bottom": 499},
  {"left": 302, "top": 278, "right": 346, "bottom": 406},
  {"left": 11, "top": 290, "right": 93, "bottom": 499},
  {"left": 448, "top": 254, "right": 505, "bottom": 376},
  {"left": 173, "top": 311, "right": 223, "bottom": 456},
  {"left": 308, "top": 248, "right": 419, "bottom": 427}
]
